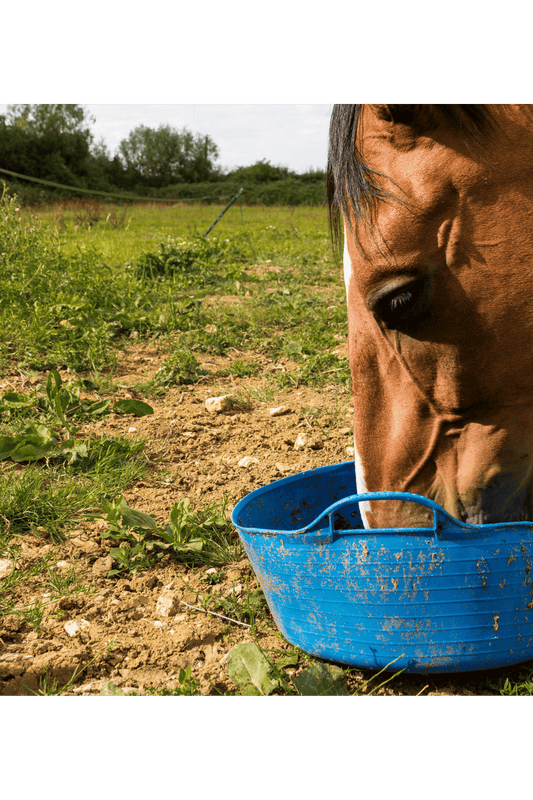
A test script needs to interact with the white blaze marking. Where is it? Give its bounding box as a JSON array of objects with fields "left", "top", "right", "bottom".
[
  {"left": 344, "top": 224, "right": 370, "bottom": 528},
  {"left": 353, "top": 433, "right": 371, "bottom": 529},
  {"left": 343, "top": 223, "right": 352, "bottom": 293}
]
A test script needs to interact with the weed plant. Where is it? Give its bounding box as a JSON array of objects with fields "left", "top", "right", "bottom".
[{"left": 97, "top": 495, "right": 243, "bottom": 576}]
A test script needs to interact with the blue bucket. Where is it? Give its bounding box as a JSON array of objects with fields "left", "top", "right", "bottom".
[{"left": 231, "top": 461, "right": 533, "bottom": 673}]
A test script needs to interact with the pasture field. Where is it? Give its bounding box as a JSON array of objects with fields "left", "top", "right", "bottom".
[{"left": 0, "top": 189, "right": 530, "bottom": 695}]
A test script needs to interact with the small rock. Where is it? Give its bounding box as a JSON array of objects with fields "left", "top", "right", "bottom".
[
  {"left": 64, "top": 619, "right": 90, "bottom": 637},
  {"left": 294, "top": 433, "right": 323, "bottom": 451},
  {"left": 155, "top": 591, "right": 180, "bottom": 617},
  {"left": 205, "top": 395, "right": 233, "bottom": 414},
  {"left": 92, "top": 556, "right": 113, "bottom": 577},
  {"left": 56, "top": 560, "right": 71, "bottom": 571},
  {"left": 128, "top": 427, "right": 137, "bottom": 433},
  {"left": 269, "top": 406, "right": 290, "bottom": 417},
  {"left": 226, "top": 568, "right": 242, "bottom": 581},
  {"left": 275, "top": 463, "right": 292, "bottom": 475},
  {"left": 294, "top": 433, "right": 307, "bottom": 451},
  {"left": 0, "top": 559, "right": 15, "bottom": 580},
  {"left": 340, "top": 427, "right": 352, "bottom": 435},
  {"left": 69, "top": 537, "right": 100, "bottom": 555},
  {"left": 346, "top": 446, "right": 355, "bottom": 456},
  {"left": 238, "top": 456, "right": 259, "bottom": 468}
]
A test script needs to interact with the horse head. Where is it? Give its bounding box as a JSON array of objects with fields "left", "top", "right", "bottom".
[{"left": 328, "top": 104, "right": 533, "bottom": 527}]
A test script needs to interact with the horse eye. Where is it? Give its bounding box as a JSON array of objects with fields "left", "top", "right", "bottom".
[{"left": 369, "top": 278, "right": 431, "bottom": 330}]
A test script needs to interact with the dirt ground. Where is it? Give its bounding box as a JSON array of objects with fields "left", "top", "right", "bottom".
[{"left": 0, "top": 343, "right": 502, "bottom": 695}]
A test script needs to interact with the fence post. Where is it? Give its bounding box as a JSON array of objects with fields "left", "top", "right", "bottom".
[{"left": 202, "top": 188, "right": 244, "bottom": 238}]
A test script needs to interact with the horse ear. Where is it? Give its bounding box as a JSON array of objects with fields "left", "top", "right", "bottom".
[{"left": 376, "top": 105, "right": 420, "bottom": 126}]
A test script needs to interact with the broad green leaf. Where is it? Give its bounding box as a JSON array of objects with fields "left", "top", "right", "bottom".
[
  {"left": 113, "top": 399, "right": 154, "bottom": 416},
  {"left": 0, "top": 435, "right": 20, "bottom": 459},
  {"left": 293, "top": 662, "right": 349, "bottom": 696},
  {"left": 59, "top": 439, "right": 88, "bottom": 464},
  {"left": 24, "top": 422, "right": 56, "bottom": 442},
  {"left": 277, "top": 652, "right": 300, "bottom": 669},
  {"left": 228, "top": 642, "right": 279, "bottom": 696},
  {"left": 10, "top": 440, "right": 56, "bottom": 462},
  {"left": 0, "top": 391, "right": 33, "bottom": 410},
  {"left": 116, "top": 497, "right": 158, "bottom": 530},
  {"left": 80, "top": 398, "right": 111, "bottom": 417},
  {"left": 173, "top": 538, "right": 204, "bottom": 553}
]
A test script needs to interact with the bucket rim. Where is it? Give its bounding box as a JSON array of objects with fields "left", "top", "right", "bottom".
[{"left": 231, "top": 461, "right": 533, "bottom": 540}]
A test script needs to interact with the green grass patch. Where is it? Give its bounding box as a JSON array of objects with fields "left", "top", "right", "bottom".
[{"left": 97, "top": 495, "right": 242, "bottom": 576}]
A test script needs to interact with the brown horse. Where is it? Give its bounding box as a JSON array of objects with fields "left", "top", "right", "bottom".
[{"left": 327, "top": 104, "right": 533, "bottom": 528}]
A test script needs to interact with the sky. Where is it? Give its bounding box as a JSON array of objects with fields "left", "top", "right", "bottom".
[{"left": 0, "top": 104, "right": 333, "bottom": 174}]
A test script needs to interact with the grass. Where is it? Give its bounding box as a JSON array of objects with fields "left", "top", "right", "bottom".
[
  {"left": 96, "top": 494, "right": 243, "bottom": 576},
  {"left": 0, "top": 187, "right": 349, "bottom": 586},
  {"left": 3, "top": 189, "right": 344, "bottom": 381},
  {"left": 4, "top": 189, "right": 521, "bottom": 697}
]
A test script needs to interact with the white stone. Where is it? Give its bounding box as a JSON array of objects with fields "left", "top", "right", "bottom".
[
  {"left": 294, "top": 433, "right": 307, "bottom": 451},
  {"left": 155, "top": 591, "right": 180, "bottom": 617},
  {"left": 346, "top": 446, "right": 355, "bottom": 456},
  {"left": 0, "top": 559, "right": 14, "bottom": 579},
  {"left": 205, "top": 395, "right": 233, "bottom": 414},
  {"left": 64, "top": 619, "right": 90, "bottom": 637},
  {"left": 238, "top": 456, "right": 259, "bottom": 468},
  {"left": 269, "top": 405, "right": 289, "bottom": 416}
]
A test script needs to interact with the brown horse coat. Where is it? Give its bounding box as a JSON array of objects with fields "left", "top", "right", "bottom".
[{"left": 329, "top": 105, "right": 533, "bottom": 527}]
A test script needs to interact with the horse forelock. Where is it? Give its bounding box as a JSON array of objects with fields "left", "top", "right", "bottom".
[{"left": 327, "top": 104, "right": 494, "bottom": 250}]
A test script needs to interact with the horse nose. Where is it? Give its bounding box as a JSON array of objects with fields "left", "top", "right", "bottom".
[{"left": 459, "top": 473, "right": 529, "bottom": 524}]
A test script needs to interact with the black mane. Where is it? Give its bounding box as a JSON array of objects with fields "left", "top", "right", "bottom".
[{"left": 327, "top": 104, "right": 493, "bottom": 248}]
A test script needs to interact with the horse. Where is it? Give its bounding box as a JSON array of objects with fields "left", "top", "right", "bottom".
[{"left": 327, "top": 104, "right": 533, "bottom": 529}]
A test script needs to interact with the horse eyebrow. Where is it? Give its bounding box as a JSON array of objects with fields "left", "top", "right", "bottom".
[{"left": 327, "top": 104, "right": 493, "bottom": 249}]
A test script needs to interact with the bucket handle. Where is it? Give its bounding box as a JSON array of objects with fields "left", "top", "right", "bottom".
[{"left": 318, "top": 491, "right": 471, "bottom": 540}]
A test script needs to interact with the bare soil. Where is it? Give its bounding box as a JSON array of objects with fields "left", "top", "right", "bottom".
[{"left": 0, "top": 343, "right": 502, "bottom": 695}]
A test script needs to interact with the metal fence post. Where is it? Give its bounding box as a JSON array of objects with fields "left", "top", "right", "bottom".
[{"left": 202, "top": 188, "right": 244, "bottom": 238}]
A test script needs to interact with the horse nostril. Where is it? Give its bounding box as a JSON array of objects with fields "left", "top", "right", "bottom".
[{"left": 459, "top": 473, "right": 528, "bottom": 525}]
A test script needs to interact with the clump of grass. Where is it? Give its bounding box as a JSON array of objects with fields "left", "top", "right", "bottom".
[
  {"left": 0, "top": 435, "right": 149, "bottom": 541},
  {"left": 97, "top": 495, "right": 242, "bottom": 576},
  {"left": 146, "top": 666, "right": 201, "bottom": 696},
  {"left": 150, "top": 345, "right": 206, "bottom": 387},
  {"left": 132, "top": 234, "right": 248, "bottom": 286},
  {"left": 272, "top": 353, "right": 352, "bottom": 389},
  {"left": 215, "top": 358, "right": 261, "bottom": 378},
  {"left": 486, "top": 667, "right": 533, "bottom": 695}
]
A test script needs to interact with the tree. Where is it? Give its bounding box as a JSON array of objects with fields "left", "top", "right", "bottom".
[
  {"left": 227, "top": 159, "right": 291, "bottom": 183},
  {"left": 6, "top": 104, "right": 95, "bottom": 141},
  {"left": 117, "top": 124, "right": 219, "bottom": 186},
  {"left": 1, "top": 104, "right": 95, "bottom": 186}
]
